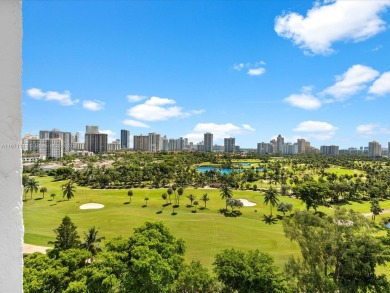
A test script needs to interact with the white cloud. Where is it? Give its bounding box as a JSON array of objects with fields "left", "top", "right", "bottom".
[
  {"left": 127, "top": 96, "right": 201, "bottom": 122},
  {"left": 100, "top": 129, "right": 118, "bottom": 143},
  {"left": 356, "top": 124, "right": 390, "bottom": 136},
  {"left": 26, "top": 88, "right": 79, "bottom": 106},
  {"left": 122, "top": 119, "right": 150, "bottom": 128},
  {"left": 293, "top": 121, "right": 338, "bottom": 140},
  {"left": 368, "top": 72, "right": 390, "bottom": 96},
  {"left": 322, "top": 64, "right": 379, "bottom": 100},
  {"left": 185, "top": 122, "right": 255, "bottom": 143},
  {"left": 275, "top": 0, "right": 390, "bottom": 55},
  {"left": 284, "top": 93, "right": 322, "bottom": 110},
  {"left": 233, "top": 63, "right": 245, "bottom": 71},
  {"left": 82, "top": 100, "right": 105, "bottom": 111},
  {"left": 247, "top": 67, "right": 266, "bottom": 76},
  {"left": 127, "top": 95, "right": 147, "bottom": 103}
]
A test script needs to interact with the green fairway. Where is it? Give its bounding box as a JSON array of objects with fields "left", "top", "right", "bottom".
[{"left": 24, "top": 176, "right": 305, "bottom": 268}]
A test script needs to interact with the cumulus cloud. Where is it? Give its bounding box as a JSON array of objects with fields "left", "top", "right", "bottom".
[
  {"left": 275, "top": 0, "right": 390, "bottom": 55},
  {"left": 185, "top": 122, "right": 255, "bottom": 143},
  {"left": 122, "top": 119, "right": 150, "bottom": 128},
  {"left": 82, "top": 100, "right": 105, "bottom": 111},
  {"left": 127, "top": 95, "right": 147, "bottom": 103},
  {"left": 368, "top": 72, "right": 390, "bottom": 96},
  {"left": 284, "top": 93, "right": 322, "bottom": 110},
  {"left": 356, "top": 124, "right": 390, "bottom": 136},
  {"left": 233, "top": 63, "right": 245, "bottom": 71},
  {"left": 100, "top": 130, "right": 117, "bottom": 143},
  {"left": 26, "top": 88, "right": 79, "bottom": 106},
  {"left": 293, "top": 121, "right": 338, "bottom": 140},
  {"left": 322, "top": 64, "right": 379, "bottom": 100},
  {"left": 247, "top": 68, "right": 266, "bottom": 76},
  {"left": 127, "top": 96, "right": 203, "bottom": 122}
]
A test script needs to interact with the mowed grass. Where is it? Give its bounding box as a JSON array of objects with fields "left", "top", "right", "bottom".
[{"left": 24, "top": 176, "right": 304, "bottom": 269}]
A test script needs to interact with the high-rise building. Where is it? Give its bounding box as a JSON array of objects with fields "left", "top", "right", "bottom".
[
  {"left": 276, "top": 134, "right": 284, "bottom": 153},
  {"left": 28, "top": 138, "right": 63, "bottom": 159},
  {"left": 133, "top": 134, "right": 149, "bottom": 151},
  {"left": 86, "top": 125, "right": 99, "bottom": 134},
  {"left": 257, "top": 142, "right": 273, "bottom": 154},
  {"left": 148, "top": 132, "right": 160, "bottom": 152},
  {"left": 320, "top": 145, "right": 339, "bottom": 155},
  {"left": 224, "top": 137, "right": 235, "bottom": 153},
  {"left": 297, "top": 139, "right": 307, "bottom": 154},
  {"left": 39, "top": 129, "right": 71, "bottom": 153},
  {"left": 108, "top": 139, "right": 121, "bottom": 151},
  {"left": 368, "top": 141, "right": 381, "bottom": 157},
  {"left": 85, "top": 133, "right": 108, "bottom": 154},
  {"left": 204, "top": 132, "right": 213, "bottom": 152},
  {"left": 120, "top": 129, "right": 130, "bottom": 149},
  {"left": 75, "top": 132, "right": 80, "bottom": 143}
]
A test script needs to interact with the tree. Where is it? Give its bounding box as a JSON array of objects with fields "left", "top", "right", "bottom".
[
  {"left": 127, "top": 189, "right": 133, "bottom": 204},
  {"left": 48, "top": 216, "right": 81, "bottom": 253},
  {"left": 293, "top": 181, "right": 329, "bottom": 211},
  {"left": 187, "top": 194, "right": 196, "bottom": 206},
  {"left": 162, "top": 192, "right": 168, "bottom": 204},
  {"left": 264, "top": 187, "right": 279, "bottom": 216},
  {"left": 175, "top": 260, "right": 217, "bottom": 293},
  {"left": 144, "top": 196, "right": 149, "bottom": 207},
  {"left": 167, "top": 188, "right": 173, "bottom": 204},
  {"left": 177, "top": 187, "right": 184, "bottom": 206},
  {"left": 62, "top": 180, "right": 76, "bottom": 201},
  {"left": 24, "top": 177, "right": 39, "bottom": 200},
  {"left": 193, "top": 200, "right": 199, "bottom": 213},
  {"left": 201, "top": 193, "right": 210, "bottom": 209},
  {"left": 370, "top": 198, "right": 383, "bottom": 221},
  {"left": 50, "top": 193, "right": 56, "bottom": 201},
  {"left": 79, "top": 226, "right": 105, "bottom": 257},
  {"left": 277, "top": 202, "right": 293, "bottom": 216},
  {"left": 40, "top": 186, "right": 48, "bottom": 198},
  {"left": 283, "top": 209, "right": 390, "bottom": 292},
  {"left": 213, "top": 248, "right": 289, "bottom": 293},
  {"left": 262, "top": 214, "right": 278, "bottom": 225},
  {"left": 220, "top": 183, "right": 233, "bottom": 210},
  {"left": 124, "top": 221, "right": 186, "bottom": 293}
]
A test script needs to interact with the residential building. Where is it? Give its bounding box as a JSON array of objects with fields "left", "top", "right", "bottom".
[
  {"left": 108, "top": 139, "right": 121, "bottom": 151},
  {"left": 148, "top": 132, "right": 160, "bottom": 152},
  {"left": 133, "top": 134, "right": 149, "bottom": 151},
  {"left": 204, "top": 132, "right": 213, "bottom": 152},
  {"left": 86, "top": 125, "right": 99, "bottom": 134},
  {"left": 85, "top": 133, "right": 108, "bottom": 154},
  {"left": 276, "top": 135, "right": 284, "bottom": 153},
  {"left": 257, "top": 142, "right": 273, "bottom": 154},
  {"left": 224, "top": 137, "right": 235, "bottom": 153},
  {"left": 368, "top": 141, "right": 381, "bottom": 157},
  {"left": 320, "top": 145, "right": 339, "bottom": 155},
  {"left": 120, "top": 129, "right": 130, "bottom": 149}
]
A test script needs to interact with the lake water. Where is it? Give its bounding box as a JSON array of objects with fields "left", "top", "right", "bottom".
[{"left": 196, "top": 165, "right": 263, "bottom": 174}]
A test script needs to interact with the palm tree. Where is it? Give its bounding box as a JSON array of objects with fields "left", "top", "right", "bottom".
[
  {"left": 220, "top": 183, "right": 233, "bottom": 210},
  {"left": 62, "top": 181, "right": 76, "bottom": 201},
  {"left": 264, "top": 187, "right": 279, "bottom": 216},
  {"left": 187, "top": 194, "right": 196, "bottom": 206},
  {"left": 24, "top": 177, "right": 39, "bottom": 200},
  {"left": 127, "top": 189, "right": 133, "bottom": 204},
  {"left": 193, "top": 201, "right": 199, "bottom": 213},
  {"left": 40, "top": 186, "right": 47, "bottom": 198},
  {"left": 144, "top": 197, "right": 149, "bottom": 207},
  {"left": 201, "top": 193, "right": 210, "bottom": 209},
  {"left": 50, "top": 193, "right": 56, "bottom": 201},
  {"left": 79, "top": 226, "right": 105, "bottom": 258}
]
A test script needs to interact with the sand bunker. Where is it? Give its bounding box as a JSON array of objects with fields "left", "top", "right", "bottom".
[
  {"left": 237, "top": 199, "right": 256, "bottom": 206},
  {"left": 79, "top": 203, "right": 104, "bottom": 210},
  {"left": 23, "top": 244, "right": 51, "bottom": 254}
]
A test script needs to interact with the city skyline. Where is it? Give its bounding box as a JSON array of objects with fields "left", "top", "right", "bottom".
[{"left": 22, "top": 1, "right": 390, "bottom": 148}]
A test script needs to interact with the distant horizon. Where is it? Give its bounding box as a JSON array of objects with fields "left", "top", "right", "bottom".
[{"left": 22, "top": 1, "right": 390, "bottom": 150}]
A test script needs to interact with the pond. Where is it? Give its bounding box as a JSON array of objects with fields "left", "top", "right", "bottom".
[{"left": 196, "top": 166, "right": 263, "bottom": 174}]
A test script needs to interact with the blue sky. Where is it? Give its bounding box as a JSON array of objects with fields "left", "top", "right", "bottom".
[{"left": 22, "top": 0, "right": 390, "bottom": 149}]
